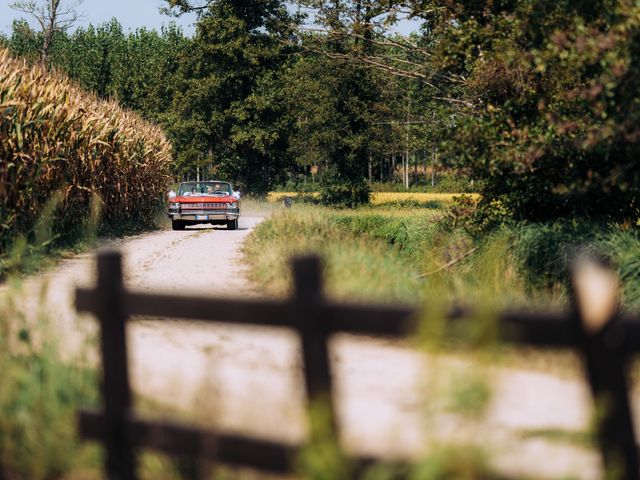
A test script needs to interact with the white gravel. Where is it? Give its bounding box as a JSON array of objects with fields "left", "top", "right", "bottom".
[{"left": 3, "top": 216, "right": 608, "bottom": 479}]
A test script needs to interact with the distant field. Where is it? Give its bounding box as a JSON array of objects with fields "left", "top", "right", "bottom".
[
  {"left": 371, "top": 192, "right": 480, "bottom": 204},
  {"left": 267, "top": 191, "right": 480, "bottom": 204}
]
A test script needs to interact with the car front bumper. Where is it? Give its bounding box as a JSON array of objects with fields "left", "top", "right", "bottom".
[{"left": 168, "top": 208, "right": 240, "bottom": 220}]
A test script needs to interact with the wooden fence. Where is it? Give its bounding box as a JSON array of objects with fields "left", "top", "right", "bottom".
[{"left": 75, "top": 250, "right": 640, "bottom": 479}]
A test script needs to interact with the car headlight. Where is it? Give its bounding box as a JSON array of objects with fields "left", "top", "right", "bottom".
[
  {"left": 169, "top": 202, "right": 179, "bottom": 209},
  {"left": 227, "top": 202, "right": 238, "bottom": 209}
]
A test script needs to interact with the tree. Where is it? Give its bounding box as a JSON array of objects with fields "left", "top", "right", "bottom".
[
  {"left": 161, "top": 0, "right": 298, "bottom": 192},
  {"left": 422, "top": 0, "right": 640, "bottom": 223},
  {"left": 9, "top": 0, "right": 83, "bottom": 65},
  {"left": 289, "top": 1, "right": 390, "bottom": 192}
]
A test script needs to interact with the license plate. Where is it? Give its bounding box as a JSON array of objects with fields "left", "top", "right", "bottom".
[{"left": 195, "top": 215, "right": 208, "bottom": 220}]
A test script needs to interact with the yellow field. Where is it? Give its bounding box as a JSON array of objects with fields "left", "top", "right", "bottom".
[
  {"left": 267, "top": 192, "right": 320, "bottom": 201},
  {"left": 267, "top": 191, "right": 480, "bottom": 204},
  {"left": 371, "top": 192, "right": 480, "bottom": 204}
]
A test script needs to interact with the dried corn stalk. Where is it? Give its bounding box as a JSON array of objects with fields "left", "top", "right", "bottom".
[{"left": 0, "top": 47, "right": 173, "bottom": 252}]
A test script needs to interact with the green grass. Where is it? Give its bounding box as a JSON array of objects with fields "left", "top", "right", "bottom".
[
  {"left": 0, "top": 203, "right": 213, "bottom": 480},
  {"left": 243, "top": 204, "right": 550, "bottom": 309},
  {"left": 0, "top": 278, "right": 100, "bottom": 479},
  {"left": 518, "top": 428, "right": 595, "bottom": 449},
  {"left": 243, "top": 202, "right": 640, "bottom": 382},
  {"left": 272, "top": 174, "right": 483, "bottom": 194},
  {"left": 245, "top": 204, "right": 640, "bottom": 311},
  {"left": 243, "top": 206, "right": 431, "bottom": 303},
  {"left": 511, "top": 221, "right": 640, "bottom": 308},
  {"left": 243, "top": 204, "right": 620, "bottom": 479}
]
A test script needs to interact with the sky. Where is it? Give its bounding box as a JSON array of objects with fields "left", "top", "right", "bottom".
[
  {"left": 0, "top": 0, "right": 421, "bottom": 37},
  {"left": 0, "top": 0, "right": 198, "bottom": 35}
]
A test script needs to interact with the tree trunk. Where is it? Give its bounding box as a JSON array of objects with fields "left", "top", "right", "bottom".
[
  {"left": 431, "top": 150, "right": 437, "bottom": 187},
  {"left": 392, "top": 153, "right": 396, "bottom": 182},
  {"left": 41, "top": 0, "right": 61, "bottom": 66},
  {"left": 405, "top": 98, "right": 410, "bottom": 189},
  {"left": 404, "top": 149, "right": 409, "bottom": 189},
  {"left": 422, "top": 149, "right": 427, "bottom": 186}
]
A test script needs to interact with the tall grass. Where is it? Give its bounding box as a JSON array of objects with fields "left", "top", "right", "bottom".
[
  {"left": 244, "top": 205, "right": 527, "bottom": 479},
  {"left": 243, "top": 207, "right": 427, "bottom": 302},
  {"left": 242, "top": 205, "right": 538, "bottom": 308},
  {"left": 245, "top": 205, "right": 640, "bottom": 310},
  {"left": 597, "top": 229, "right": 640, "bottom": 308},
  {"left": 0, "top": 254, "right": 99, "bottom": 478},
  {"left": 512, "top": 222, "right": 640, "bottom": 308},
  {"left": 0, "top": 47, "right": 172, "bottom": 256}
]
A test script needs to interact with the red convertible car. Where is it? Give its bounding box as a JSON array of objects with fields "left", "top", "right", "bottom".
[{"left": 167, "top": 181, "right": 240, "bottom": 231}]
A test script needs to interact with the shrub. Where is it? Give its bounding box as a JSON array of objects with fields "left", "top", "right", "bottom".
[{"left": 320, "top": 181, "right": 371, "bottom": 208}]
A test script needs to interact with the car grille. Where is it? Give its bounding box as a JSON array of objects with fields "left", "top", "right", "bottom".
[{"left": 181, "top": 203, "right": 226, "bottom": 209}]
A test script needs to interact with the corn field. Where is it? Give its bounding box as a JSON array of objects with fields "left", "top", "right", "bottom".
[{"left": 0, "top": 47, "right": 172, "bottom": 254}]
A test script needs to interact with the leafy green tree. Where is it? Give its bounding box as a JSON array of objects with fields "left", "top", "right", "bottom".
[
  {"left": 162, "top": 0, "right": 298, "bottom": 192},
  {"left": 421, "top": 0, "right": 640, "bottom": 222},
  {"left": 6, "top": 18, "right": 188, "bottom": 122},
  {"left": 286, "top": 2, "right": 386, "bottom": 197},
  {"left": 6, "top": 19, "right": 42, "bottom": 60}
]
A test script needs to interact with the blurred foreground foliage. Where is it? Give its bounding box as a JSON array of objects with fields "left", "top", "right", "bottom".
[{"left": 0, "top": 255, "right": 99, "bottom": 478}]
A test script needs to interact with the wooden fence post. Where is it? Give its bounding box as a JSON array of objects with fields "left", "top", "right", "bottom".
[
  {"left": 571, "top": 256, "right": 639, "bottom": 479},
  {"left": 292, "top": 256, "right": 337, "bottom": 432},
  {"left": 96, "top": 250, "right": 137, "bottom": 480}
]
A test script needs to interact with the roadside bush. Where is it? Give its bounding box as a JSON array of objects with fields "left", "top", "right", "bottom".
[
  {"left": 0, "top": 47, "right": 172, "bottom": 255},
  {"left": 320, "top": 181, "right": 371, "bottom": 208}
]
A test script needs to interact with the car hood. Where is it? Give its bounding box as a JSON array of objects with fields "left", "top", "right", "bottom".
[{"left": 175, "top": 195, "right": 236, "bottom": 203}]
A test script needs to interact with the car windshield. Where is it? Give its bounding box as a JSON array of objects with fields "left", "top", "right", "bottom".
[{"left": 178, "top": 182, "right": 232, "bottom": 196}]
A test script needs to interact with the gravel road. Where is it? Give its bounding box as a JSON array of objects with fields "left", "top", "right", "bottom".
[{"left": 5, "top": 215, "right": 608, "bottom": 479}]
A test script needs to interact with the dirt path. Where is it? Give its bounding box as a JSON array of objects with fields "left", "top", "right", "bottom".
[{"left": 6, "top": 216, "right": 606, "bottom": 479}]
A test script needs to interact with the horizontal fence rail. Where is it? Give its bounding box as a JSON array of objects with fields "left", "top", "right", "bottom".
[
  {"left": 75, "top": 249, "right": 640, "bottom": 479},
  {"left": 74, "top": 293, "right": 640, "bottom": 348},
  {"left": 76, "top": 290, "right": 419, "bottom": 336}
]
